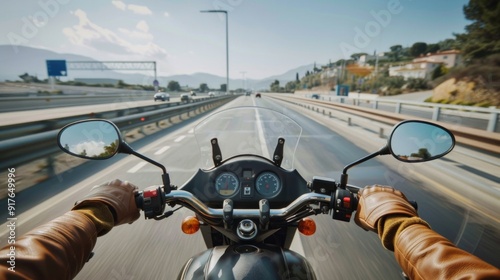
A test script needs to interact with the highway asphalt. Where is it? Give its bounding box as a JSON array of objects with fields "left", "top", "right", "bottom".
[{"left": 0, "top": 95, "right": 498, "bottom": 279}]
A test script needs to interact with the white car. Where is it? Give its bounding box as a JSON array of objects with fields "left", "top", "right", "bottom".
[{"left": 208, "top": 92, "right": 215, "bottom": 97}]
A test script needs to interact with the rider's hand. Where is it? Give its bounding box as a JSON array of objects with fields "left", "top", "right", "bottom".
[
  {"left": 354, "top": 185, "right": 418, "bottom": 232},
  {"left": 72, "top": 179, "right": 140, "bottom": 226}
]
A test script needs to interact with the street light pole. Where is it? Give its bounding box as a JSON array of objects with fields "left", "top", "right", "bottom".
[{"left": 201, "top": 10, "right": 229, "bottom": 95}]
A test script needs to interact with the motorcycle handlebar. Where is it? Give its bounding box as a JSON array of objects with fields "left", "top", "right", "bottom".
[
  {"left": 136, "top": 189, "right": 340, "bottom": 221},
  {"left": 136, "top": 188, "right": 417, "bottom": 221},
  {"left": 164, "top": 190, "right": 334, "bottom": 220}
]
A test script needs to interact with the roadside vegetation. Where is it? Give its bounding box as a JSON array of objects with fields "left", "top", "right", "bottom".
[{"left": 271, "top": 0, "right": 499, "bottom": 107}]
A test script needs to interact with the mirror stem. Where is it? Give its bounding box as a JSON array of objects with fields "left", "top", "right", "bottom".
[
  {"left": 340, "top": 145, "right": 387, "bottom": 188},
  {"left": 120, "top": 142, "right": 171, "bottom": 193}
]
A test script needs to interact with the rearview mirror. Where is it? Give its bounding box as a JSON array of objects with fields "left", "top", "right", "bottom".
[
  {"left": 388, "top": 120, "right": 455, "bottom": 162},
  {"left": 57, "top": 119, "right": 122, "bottom": 160}
]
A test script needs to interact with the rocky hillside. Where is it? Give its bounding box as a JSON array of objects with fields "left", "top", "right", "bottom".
[{"left": 430, "top": 54, "right": 500, "bottom": 107}]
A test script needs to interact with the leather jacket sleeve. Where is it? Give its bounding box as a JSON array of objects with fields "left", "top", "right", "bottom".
[
  {"left": 381, "top": 215, "right": 500, "bottom": 280},
  {"left": 0, "top": 204, "right": 113, "bottom": 280}
]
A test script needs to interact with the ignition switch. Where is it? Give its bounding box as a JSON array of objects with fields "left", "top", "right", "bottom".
[{"left": 236, "top": 219, "right": 258, "bottom": 240}]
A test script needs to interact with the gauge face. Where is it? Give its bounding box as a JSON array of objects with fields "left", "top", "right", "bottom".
[
  {"left": 255, "top": 172, "right": 281, "bottom": 197},
  {"left": 215, "top": 172, "right": 239, "bottom": 196}
]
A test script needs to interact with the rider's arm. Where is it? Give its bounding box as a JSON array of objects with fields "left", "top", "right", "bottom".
[
  {"left": 380, "top": 215, "right": 500, "bottom": 280},
  {"left": 356, "top": 185, "right": 500, "bottom": 280},
  {"left": 0, "top": 204, "right": 113, "bottom": 280},
  {"left": 0, "top": 179, "right": 139, "bottom": 280}
]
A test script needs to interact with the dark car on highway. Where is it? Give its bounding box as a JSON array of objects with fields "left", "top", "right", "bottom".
[
  {"left": 180, "top": 93, "right": 192, "bottom": 103},
  {"left": 255, "top": 93, "right": 261, "bottom": 98},
  {"left": 154, "top": 91, "right": 170, "bottom": 101}
]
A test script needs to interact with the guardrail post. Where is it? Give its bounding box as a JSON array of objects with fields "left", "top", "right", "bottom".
[
  {"left": 46, "top": 155, "right": 56, "bottom": 177},
  {"left": 373, "top": 101, "right": 378, "bottom": 109},
  {"left": 329, "top": 111, "right": 332, "bottom": 118},
  {"left": 379, "top": 128, "right": 384, "bottom": 138},
  {"left": 487, "top": 111, "right": 498, "bottom": 132},
  {"left": 432, "top": 106, "right": 441, "bottom": 121},
  {"left": 395, "top": 102, "right": 402, "bottom": 114},
  {"left": 347, "top": 117, "right": 352, "bottom": 126}
]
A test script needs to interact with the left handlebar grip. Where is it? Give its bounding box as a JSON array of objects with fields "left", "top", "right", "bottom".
[{"left": 140, "top": 186, "right": 166, "bottom": 219}]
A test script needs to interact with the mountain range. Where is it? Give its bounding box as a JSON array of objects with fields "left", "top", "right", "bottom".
[{"left": 0, "top": 45, "right": 313, "bottom": 90}]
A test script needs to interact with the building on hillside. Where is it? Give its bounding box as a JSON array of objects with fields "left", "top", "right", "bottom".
[
  {"left": 358, "top": 53, "right": 389, "bottom": 66},
  {"left": 413, "top": 49, "right": 462, "bottom": 68},
  {"left": 389, "top": 61, "right": 443, "bottom": 80},
  {"left": 389, "top": 50, "right": 461, "bottom": 80}
]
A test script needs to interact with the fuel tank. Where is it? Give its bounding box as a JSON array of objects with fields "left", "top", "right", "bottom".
[{"left": 177, "top": 244, "right": 316, "bottom": 280}]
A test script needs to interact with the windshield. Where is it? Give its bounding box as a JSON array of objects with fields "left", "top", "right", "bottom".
[{"left": 194, "top": 106, "right": 302, "bottom": 170}]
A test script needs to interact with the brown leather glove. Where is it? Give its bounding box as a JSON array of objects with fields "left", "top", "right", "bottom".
[
  {"left": 72, "top": 179, "right": 140, "bottom": 226},
  {"left": 355, "top": 185, "right": 418, "bottom": 232}
]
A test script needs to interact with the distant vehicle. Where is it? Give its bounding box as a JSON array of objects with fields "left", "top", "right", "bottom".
[
  {"left": 245, "top": 91, "right": 251, "bottom": 96},
  {"left": 154, "top": 91, "right": 170, "bottom": 101},
  {"left": 190, "top": 91, "right": 197, "bottom": 96},
  {"left": 208, "top": 92, "right": 215, "bottom": 97},
  {"left": 311, "top": 94, "right": 320, "bottom": 99},
  {"left": 255, "top": 93, "right": 261, "bottom": 98},
  {"left": 180, "top": 93, "right": 192, "bottom": 103}
]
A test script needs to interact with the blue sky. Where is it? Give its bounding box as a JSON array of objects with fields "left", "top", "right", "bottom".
[{"left": 1, "top": 0, "right": 470, "bottom": 79}]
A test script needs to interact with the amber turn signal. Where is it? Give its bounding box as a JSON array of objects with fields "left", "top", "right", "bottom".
[
  {"left": 181, "top": 216, "right": 200, "bottom": 234},
  {"left": 298, "top": 217, "right": 316, "bottom": 236}
]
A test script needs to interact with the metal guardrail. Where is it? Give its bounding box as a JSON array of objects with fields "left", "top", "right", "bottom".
[
  {"left": 270, "top": 94, "right": 500, "bottom": 154},
  {"left": 1, "top": 97, "right": 210, "bottom": 141},
  {"left": 311, "top": 94, "right": 500, "bottom": 133},
  {"left": 0, "top": 96, "right": 237, "bottom": 171}
]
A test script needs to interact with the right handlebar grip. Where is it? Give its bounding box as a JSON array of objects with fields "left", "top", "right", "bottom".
[{"left": 135, "top": 191, "right": 143, "bottom": 210}]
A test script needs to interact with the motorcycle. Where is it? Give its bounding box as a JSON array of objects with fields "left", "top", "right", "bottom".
[{"left": 57, "top": 106, "right": 455, "bottom": 279}]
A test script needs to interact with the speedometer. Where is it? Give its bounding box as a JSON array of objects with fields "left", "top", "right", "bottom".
[
  {"left": 215, "top": 172, "right": 239, "bottom": 197},
  {"left": 255, "top": 172, "right": 281, "bottom": 197}
]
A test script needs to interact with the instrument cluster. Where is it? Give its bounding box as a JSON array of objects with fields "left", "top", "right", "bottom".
[{"left": 214, "top": 169, "right": 282, "bottom": 199}]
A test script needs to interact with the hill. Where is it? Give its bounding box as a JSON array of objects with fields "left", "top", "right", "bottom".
[{"left": 0, "top": 45, "right": 313, "bottom": 90}]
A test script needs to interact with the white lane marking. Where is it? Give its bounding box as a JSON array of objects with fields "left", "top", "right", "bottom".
[
  {"left": 188, "top": 128, "right": 194, "bottom": 134},
  {"left": 154, "top": 146, "right": 170, "bottom": 155},
  {"left": 127, "top": 162, "right": 147, "bottom": 173},
  {"left": 252, "top": 98, "right": 270, "bottom": 158},
  {"left": 174, "top": 135, "right": 186, "bottom": 142}
]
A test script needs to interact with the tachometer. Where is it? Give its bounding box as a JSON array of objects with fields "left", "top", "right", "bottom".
[
  {"left": 215, "top": 172, "right": 239, "bottom": 196},
  {"left": 255, "top": 172, "right": 281, "bottom": 197}
]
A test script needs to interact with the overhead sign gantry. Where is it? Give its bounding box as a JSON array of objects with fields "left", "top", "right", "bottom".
[{"left": 46, "top": 60, "right": 158, "bottom": 90}]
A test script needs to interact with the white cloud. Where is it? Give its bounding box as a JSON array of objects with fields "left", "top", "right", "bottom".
[
  {"left": 111, "top": 1, "right": 152, "bottom": 15},
  {"left": 73, "top": 140, "right": 106, "bottom": 157},
  {"left": 164, "top": 11, "right": 170, "bottom": 17},
  {"left": 136, "top": 20, "right": 149, "bottom": 33},
  {"left": 127, "top": 4, "right": 152, "bottom": 15},
  {"left": 63, "top": 9, "right": 166, "bottom": 59},
  {"left": 111, "top": 0, "right": 126, "bottom": 11}
]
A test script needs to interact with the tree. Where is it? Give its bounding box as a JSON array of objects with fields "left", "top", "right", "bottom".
[
  {"left": 410, "top": 42, "right": 428, "bottom": 57},
  {"left": 389, "top": 45, "right": 403, "bottom": 61},
  {"left": 270, "top": 80, "right": 280, "bottom": 92},
  {"left": 438, "top": 38, "right": 459, "bottom": 51},
  {"left": 285, "top": 81, "right": 297, "bottom": 93},
  {"left": 220, "top": 84, "right": 227, "bottom": 92},
  {"left": 167, "top": 80, "right": 181, "bottom": 91},
  {"left": 199, "top": 83, "right": 209, "bottom": 92},
  {"left": 426, "top": 43, "right": 440, "bottom": 54},
  {"left": 455, "top": 0, "right": 500, "bottom": 60},
  {"left": 296, "top": 72, "right": 299, "bottom": 82}
]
